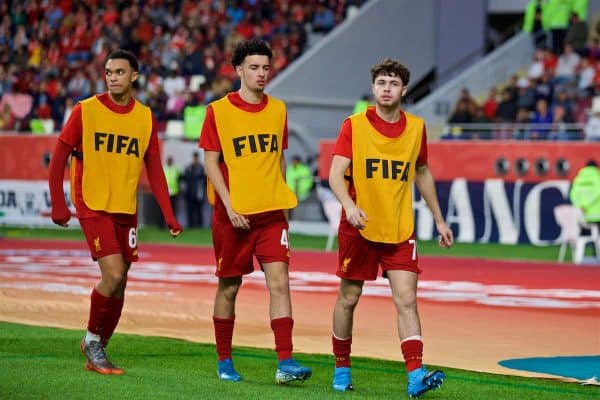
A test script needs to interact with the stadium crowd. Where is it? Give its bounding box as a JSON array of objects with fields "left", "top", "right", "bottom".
[
  {"left": 0, "top": 0, "right": 365, "bottom": 133},
  {"left": 445, "top": 2, "right": 600, "bottom": 141}
]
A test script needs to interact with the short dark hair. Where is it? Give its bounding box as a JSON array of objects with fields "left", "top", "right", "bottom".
[
  {"left": 232, "top": 39, "right": 273, "bottom": 68},
  {"left": 370, "top": 58, "right": 410, "bottom": 86},
  {"left": 105, "top": 49, "right": 139, "bottom": 72}
]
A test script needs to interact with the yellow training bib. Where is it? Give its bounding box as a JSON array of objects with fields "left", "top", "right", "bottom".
[
  {"left": 211, "top": 95, "right": 297, "bottom": 214},
  {"left": 77, "top": 96, "right": 152, "bottom": 213},
  {"left": 351, "top": 110, "right": 423, "bottom": 243}
]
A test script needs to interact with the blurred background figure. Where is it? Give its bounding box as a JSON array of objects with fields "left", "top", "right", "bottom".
[
  {"left": 182, "top": 152, "right": 206, "bottom": 228},
  {"left": 161, "top": 155, "right": 181, "bottom": 228},
  {"left": 522, "top": 0, "right": 549, "bottom": 48},
  {"left": 286, "top": 155, "right": 314, "bottom": 203},
  {"left": 353, "top": 94, "right": 371, "bottom": 114},
  {"left": 570, "top": 160, "right": 600, "bottom": 229}
]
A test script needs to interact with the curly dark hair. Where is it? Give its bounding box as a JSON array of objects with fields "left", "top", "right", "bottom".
[
  {"left": 232, "top": 38, "right": 273, "bottom": 67},
  {"left": 105, "top": 49, "right": 139, "bottom": 72},
  {"left": 370, "top": 58, "right": 410, "bottom": 86}
]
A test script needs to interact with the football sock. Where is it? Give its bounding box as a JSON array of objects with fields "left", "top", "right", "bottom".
[
  {"left": 86, "top": 288, "right": 112, "bottom": 342},
  {"left": 332, "top": 334, "right": 352, "bottom": 368},
  {"left": 271, "top": 317, "right": 293, "bottom": 361},
  {"left": 401, "top": 336, "right": 423, "bottom": 372},
  {"left": 213, "top": 315, "right": 235, "bottom": 361}
]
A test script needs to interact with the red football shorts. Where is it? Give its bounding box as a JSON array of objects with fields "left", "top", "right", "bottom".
[
  {"left": 337, "top": 223, "right": 420, "bottom": 280},
  {"left": 212, "top": 219, "right": 290, "bottom": 277},
  {"left": 79, "top": 215, "right": 139, "bottom": 263}
]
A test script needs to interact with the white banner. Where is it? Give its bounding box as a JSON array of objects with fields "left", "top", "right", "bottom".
[{"left": 0, "top": 180, "right": 78, "bottom": 227}]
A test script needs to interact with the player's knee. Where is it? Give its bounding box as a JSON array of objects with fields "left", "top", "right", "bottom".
[
  {"left": 340, "top": 286, "right": 362, "bottom": 309},
  {"left": 392, "top": 293, "right": 416, "bottom": 313},
  {"left": 219, "top": 278, "right": 242, "bottom": 300},
  {"left": 101, "top": 270, "right": 127, "bottom": 292}
]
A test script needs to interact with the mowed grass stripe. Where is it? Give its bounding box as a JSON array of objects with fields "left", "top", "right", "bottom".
[{"left": 0, "top": 322, "right": 596, "bottom": 400}]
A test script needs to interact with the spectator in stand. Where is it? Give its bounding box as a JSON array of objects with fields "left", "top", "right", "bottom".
[
  {"left": 565, "top": 13, "right": 589, "bottom": 53},
  {"left": 535, "top": 69, "right": 555, "bottom": 104},
  {"left": 527, "top": 49, "right": 546, "bottom": 80},
  {"left": 516, "top": 77, "right": 537, "bottom": 111},
  {"left": 529, "top": 98, "right": 553, "bottom": 139},
  {"left": 448, "top": 99, "right": 473, "bottom": 124},
  {"left": 554, "top": 43, "right": 580, "bottom": 85},
  {"left": 551, "top": 104, "right": 576, "bottom": 140},
  {"left": 582, "top": 37, "right": 600, "bottom": 63},
  {"left": 513, "top": 107, "right": 532, "bottom": 140},
  {"left": 482, "top": 87, "right": 499, "bottom": 120},
  {"left": 313, "top": 2, "right": 336, "bottom": 33},
  {"left": 496, "top": 88, "right": 518, "bottom": 122},
  {"left": 577, "top": 57, "right": 596, "bottom": 96},
  {"left": 163, "top": 64, "right": 187, "bottom": 98},
  {"left": 1, "top": 0, "right": 366, "bottom": 132},
  {"left": 0, "top": 102, "right": 15, "bottom": 131},
  {"left": 585, "top": 98, "right": 600, "bottom": 141},
  {"left": 542, "top": 47, "right": 558, "bottom": 74},
  {"left": 554, "top": 89, "right": 574, "bottom": 118}
]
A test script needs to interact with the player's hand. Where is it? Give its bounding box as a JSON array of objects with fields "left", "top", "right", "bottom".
[
  {"left": 344, "top": 203, "right": 368, "bottom": 230},
  {"left": 226, "top": 207, "right": 250, "bottom": 230},
  {"left": 51, "top": 206, "right": 71, "bottom": 227},
  {"left": 436, "top": 221, "right": 454, "bottom": 248},
  {"left": 167, "top": 220, "right": 183, "bottom": 238}
]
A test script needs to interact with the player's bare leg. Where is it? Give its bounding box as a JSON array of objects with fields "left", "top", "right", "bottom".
[
  {"left": 263, "top": 262, "right": 311, "bottom": 383},
  {"left": 214, "top": 277, "right": 243, "bottom": 381},
  {"left": 332, "top": 278, "right": 363, "bottom": 391},
  {"left": 82, "top": 254, "right": 129, "bottom": 375},
  {"left": 388, "top": 270, "right": 444, "bottom": 397}
]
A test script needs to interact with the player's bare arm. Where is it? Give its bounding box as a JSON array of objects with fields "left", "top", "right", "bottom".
[
  {"left": 415, "top": 164, "right": 453, "bottom": 248},
  {"left": 204, "top": 150, "right": 250, "bottom": 230},
  {"left": 329, "top": 155, "right": 368, "bottom": 230},
  {"left": 280, "top": 154, "right": 290, "bottom": 221}
]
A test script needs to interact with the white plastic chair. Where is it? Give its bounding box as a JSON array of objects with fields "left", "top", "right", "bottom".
[
  {"left": 317, "top": 186, "right": 341, "bottom": 251},
  {"left": 189, "top": 75, "right": 207, "bottom": 92},
  {"left": 165, "top": 119, "right": 184, "bottom": 139},
  {"left": 553, "top": 204, "right": 600, "bottom": 264}
]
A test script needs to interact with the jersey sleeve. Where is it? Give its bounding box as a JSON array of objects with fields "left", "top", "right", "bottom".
[
  {"left": 198, "top": 105, "right": 221, "bottom": 152},
  {"left": 332, "top": 118, "right": 352, "bottom": 159},
  {"left": 58, "top": 103, "right": 83, "bottom": 147},
  {"left": 144, "top": 115, "right": 160, "bottom": 159},
  {"left": 282, "top": 112, "right": 288, "bottom": 150},
  {"left": 416, "top": 125, "right": 428, "bottom": 166}
]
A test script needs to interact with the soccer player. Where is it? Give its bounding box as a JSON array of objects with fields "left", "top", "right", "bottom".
[
  {"left": 48, "top": 49, "right": 182, "bottom": 375},
  {"left": 328, "top": 58, "right": 454, "bottom": 397},
  {"left": 199, "top": 38, "right": 312, "bottom": 384}
]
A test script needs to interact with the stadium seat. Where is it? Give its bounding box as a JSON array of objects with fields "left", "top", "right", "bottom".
[
  {"left": 553, "top": 205, "right": 600, "bottom": 264},
  {"left": 165, "top": 119, "right": 184, "bottom": 139},
  {"left": 189, "top": 75, "right": 207, "bottom": 92},
  {"left": 42, "top": 119, "right": 55, "bottom": 134},
  {"left": 318, "top": 186, "right": 341, "bottom": 251}
]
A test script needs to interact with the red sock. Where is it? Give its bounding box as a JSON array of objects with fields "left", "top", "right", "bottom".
[
  {"left": 213, "top": 316, "right": 235, "bottom": 361},
  {"left": 401, "top": 339, "right": 423, "bottom": 372},
  {"left": 332, "top": 335, "right": 352, "bottom": 368},
  {"left": 87, "top": 288, "right": 112, "bottom": 336},
  {"left": 271, "top": 317, "right": 293, "bottom": 361},
  {"left": 101, "top": 296, "right": 124, "bottom": 346}
]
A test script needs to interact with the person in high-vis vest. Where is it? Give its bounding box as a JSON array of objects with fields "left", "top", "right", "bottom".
[
  {"left": 570, "top": 160, "right": 600, "bottom": 226},
  {"left": 48, "top": 49, "right": 182, "bottom": 375},
  {"left": 328, "top": 59, "right": 454, "bottom": 397},
  {"left": 162, "top": 155, "right": 181, "bottom": 227},
  {"left": 199, "top": 39, "right": 311, "bottom": 384}
]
